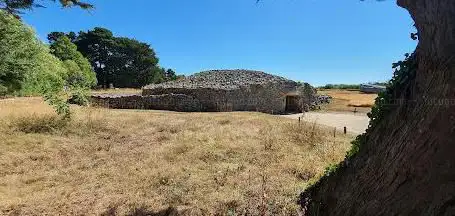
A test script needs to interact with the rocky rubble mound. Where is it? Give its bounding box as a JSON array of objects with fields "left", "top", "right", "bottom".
[{"left": 144, "top": 69, "right": 297, "bottom": 90}]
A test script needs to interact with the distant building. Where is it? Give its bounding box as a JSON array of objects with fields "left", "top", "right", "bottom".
[{"left": 360, "top": 84, "right": 386, "bottom": 93}]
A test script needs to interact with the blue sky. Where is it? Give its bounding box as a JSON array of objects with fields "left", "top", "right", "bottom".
[{"left": 23, "top": 0, "right": 416, "bottom": 86}]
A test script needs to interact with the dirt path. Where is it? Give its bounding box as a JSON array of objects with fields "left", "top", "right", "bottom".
[{"left": 282, "top": 112, "right": 370, "bottom": 135}]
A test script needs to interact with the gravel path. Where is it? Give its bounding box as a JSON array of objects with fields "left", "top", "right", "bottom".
[{"left": 282, "top": 112, "right": 370, "bottom": 135}]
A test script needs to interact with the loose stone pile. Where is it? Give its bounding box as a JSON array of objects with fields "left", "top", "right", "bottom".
[{"left": 144, "top": 69, "right": 296, "bottom": 90}]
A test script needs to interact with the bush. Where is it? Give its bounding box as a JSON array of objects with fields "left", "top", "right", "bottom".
[
  {"left": 68, "top": 89, "right": 90, "bottom": 106},
  {"left": 0, "top": 12, "right": 95, "bottom": 118},
  {"left": 19, "top": 46, "right": 67, "bottom": 96},
  {"left": 50, "top": 36, "right": 97, "bottom": 88},
  {"left": 0, "top": 84, "right": 7, "bottom": 96}
]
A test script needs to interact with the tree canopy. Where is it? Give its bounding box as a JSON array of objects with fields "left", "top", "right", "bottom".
[
  {"left": 0, "top": 0, "right": 93, "bottom": 17},
  {"left": 0, "top": 11, "right": 65, "bottom": 96},
  {"left": 0, "top": 11, "right": 97, "bottom": 116},
  {"left": 49, "top": 27, "right": 179, "bottom": 88},
  {"left": 49, "top": 35, "right": 97, "bottom": 88}
]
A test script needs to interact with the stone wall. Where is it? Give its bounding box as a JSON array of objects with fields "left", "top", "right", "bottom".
[
  {"left": 91, "top": 93, "right": 202, "bottom": 112},
  {"left": 92, "top": 82, "right": 317, "bottom": 114},
  {"left": 143, "top": 82, "right": 298, "bottom": 114}
]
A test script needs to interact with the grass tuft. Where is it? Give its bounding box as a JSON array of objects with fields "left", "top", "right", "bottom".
[
  {"left": 284, "top": 121, "right": 324, "bottom": 148},
  {"left": 218, "top": 119, "right": 231, "bottom": 125},
  {"left": 7, "top": 105, "right": 114, "bottom": 136},
  {"left": 10, "top": 114, "right": 69, "bottom": 134}
]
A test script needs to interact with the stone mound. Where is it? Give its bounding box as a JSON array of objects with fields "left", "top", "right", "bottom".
[{"left": 143, "top": 69, "right": 296, "bottom": 90}]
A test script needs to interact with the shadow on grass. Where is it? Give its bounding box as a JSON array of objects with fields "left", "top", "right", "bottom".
[{"left": 102, "top": 206, "right": 181, "bottom": 216}]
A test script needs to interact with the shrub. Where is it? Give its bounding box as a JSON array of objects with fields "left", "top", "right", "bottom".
[
  {"left": 68, "top": 89, "right": 90, "bottom": 106},
  {"left": 0, "top": 12, "right": 98, "bottom": 118},
  {"left": 50, "top": 36, "right": 97, "bottom": 88},
  {"left": 0, "top": 84, "right": 7, "bottom": 96},
  {"left": 0, "top": 11, "right": 73, "bottom": 117},
  {"left": 19, "top": 46, "right": 67, "bottom": 96}
]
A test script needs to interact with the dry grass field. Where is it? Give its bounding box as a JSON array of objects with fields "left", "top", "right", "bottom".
[
  {"left": 318, "top": 89, "right": 378, "bottom": 113},
  {"left": 0, "top": 98, "right": 353, "bottom": 215}
]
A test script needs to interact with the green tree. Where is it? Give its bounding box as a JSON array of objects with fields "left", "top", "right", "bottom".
[
  {"left": 0, "top": 11, "right": 70, "bottom": 116},
  {"left": 48, "top": 28, "right": 182, "bottom": 88},
  {"left": 47, "top": 31, "right": 77, "bottom": 43},
  {"left": 49, "top": 36, "right": 97, "bottom": 88},
  {"left": 164, "top": 68, "right": 177, "bottom": 81},
  {"left": 0, "top": 11, "right": 66, "bottom": 96},
  {"left": 0, "top": 0, "right": 94, "bottom": 116},
  {"left": 61, "top": 27, "right": 164, "bottom": 88},
  {"left": 0, "top": 10, "right": 38, "bottom": 95},
  {"left": 72, "top": 27, "right": 116, "bottom": 88},
  {"left": 151, "top": 67, "right": 165, "bottom": 84},
  {"left": 110, "top": 37, "right": 160, "bottom": 88}
]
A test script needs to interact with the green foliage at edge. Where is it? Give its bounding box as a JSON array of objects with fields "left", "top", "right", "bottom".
[
  {"left": 50, "top": 36, "right": 97, "bottom": 88},
  {"left": 0, "top": 10, "right": 45, "bottom": 95},
  {"left": 0, "top": 11, "right": 94, "bottom": 118}
]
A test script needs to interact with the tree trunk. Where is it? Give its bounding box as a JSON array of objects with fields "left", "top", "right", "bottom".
[{"left": 301, "top": 0, "right": 455, "bottom": 215}]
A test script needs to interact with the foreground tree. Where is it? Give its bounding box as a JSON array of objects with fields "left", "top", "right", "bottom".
[
  {"left": 301, "top": 0, "right": 455, "bottom": 215},
  {"left": 0, "top": 11, "right": 66, "bottom": 96},
  {"left": 0, "top": 11, "right": 71, "bottom": 115},
  {"left": 0, "top": 10, "right": 37, "bottom": 95},
  {"left": 0, "top": 0, "right": 92, "bottom": 17}
]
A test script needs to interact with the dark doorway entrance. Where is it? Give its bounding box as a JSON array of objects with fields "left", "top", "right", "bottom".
[{"left": 285, "top": 96, "right": 299, "bottom": 113}]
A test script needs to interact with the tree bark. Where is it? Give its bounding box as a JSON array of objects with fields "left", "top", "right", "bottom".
[{"left": 301, "top": 0, "right": 455, "bottom": 215}]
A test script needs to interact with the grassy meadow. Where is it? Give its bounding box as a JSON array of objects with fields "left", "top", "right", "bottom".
[
  {"left": 318, "top": 89, "right": 378, "bottom": 113},
  {"left": 0, "top": 97, "right": 353, "bottom": 215}
]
